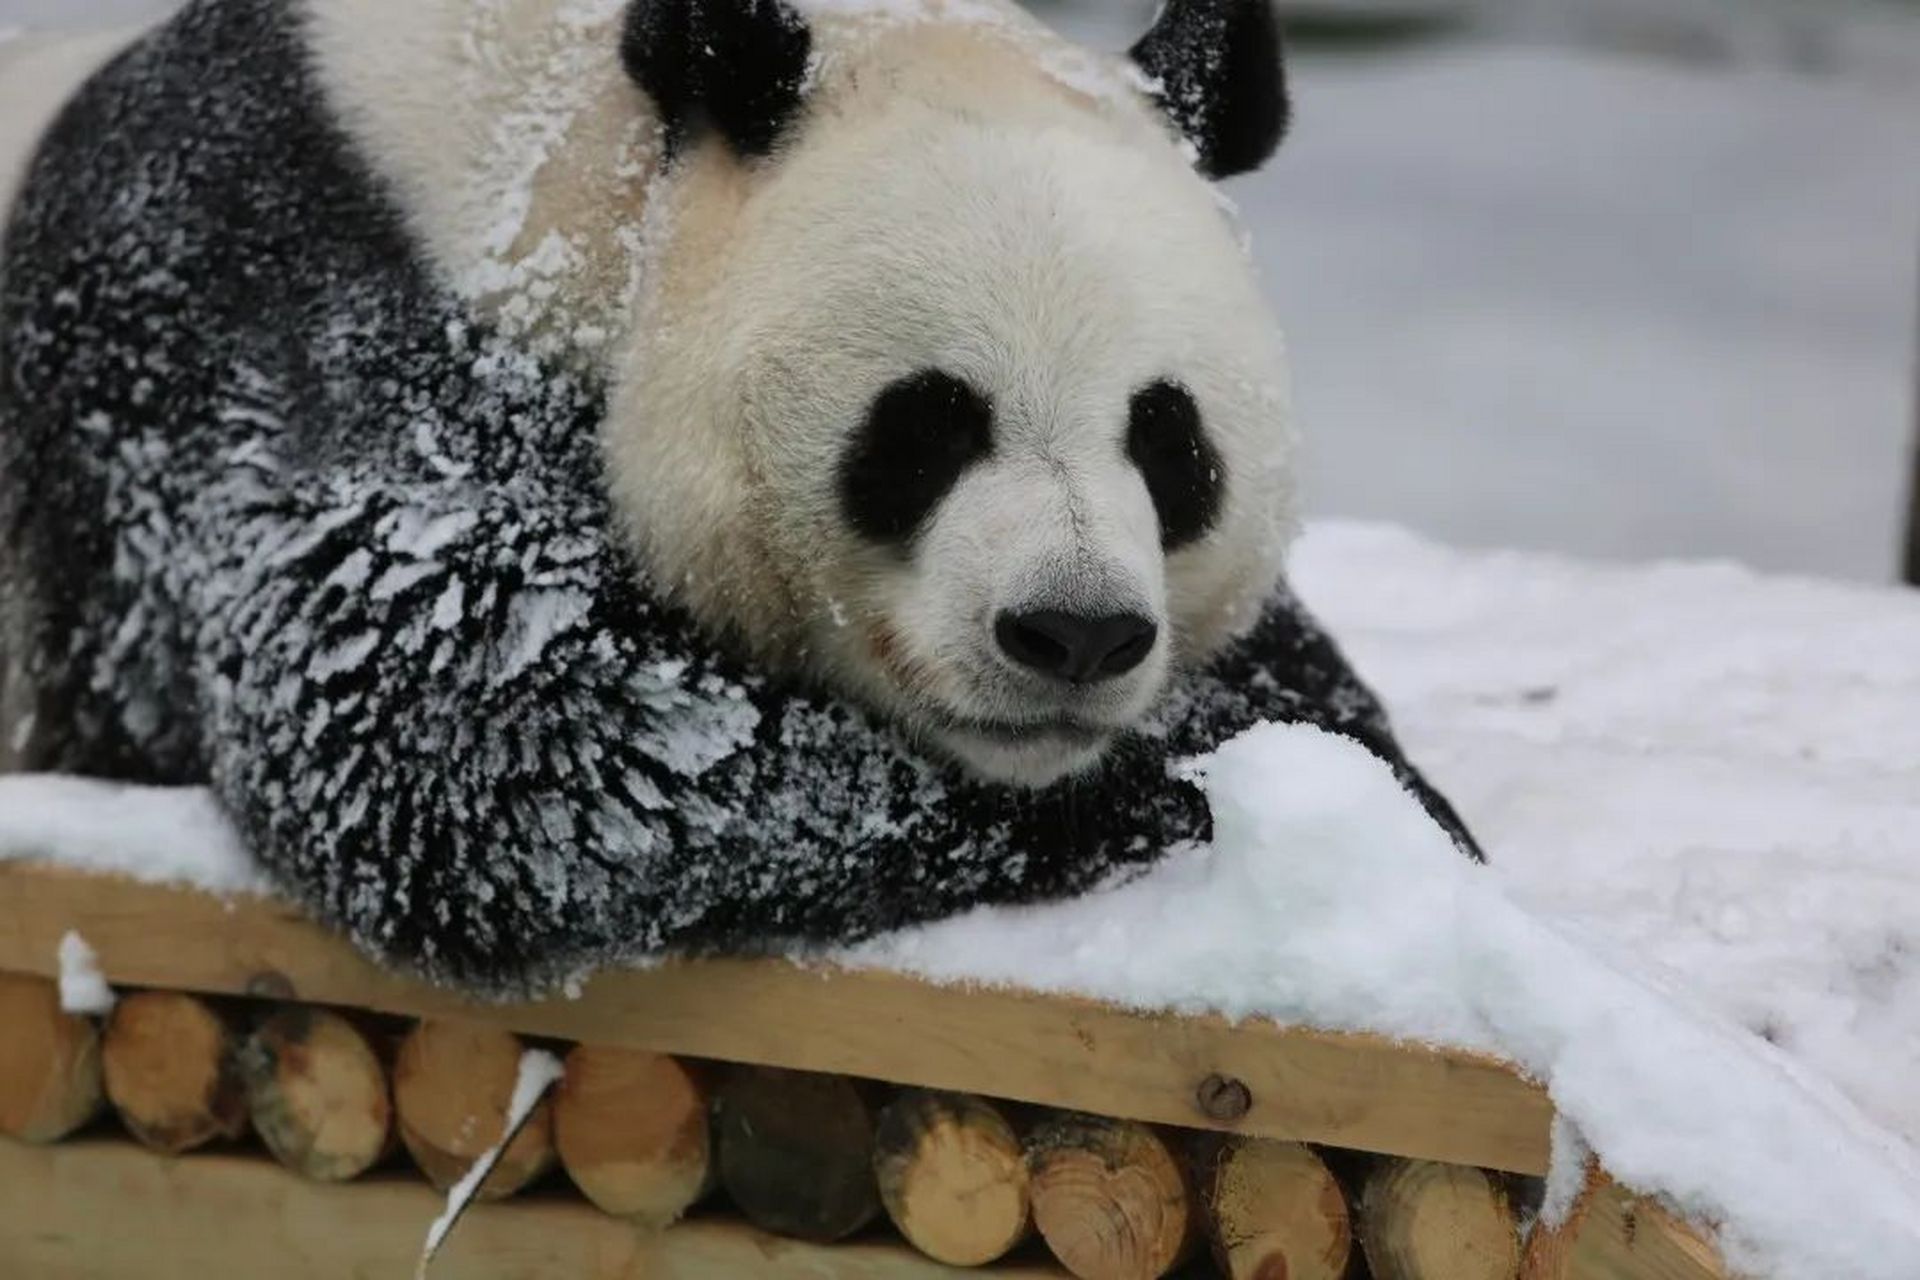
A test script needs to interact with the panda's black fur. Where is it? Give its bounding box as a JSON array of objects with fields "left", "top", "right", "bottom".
[{"left": 0, "top": 0, "right": 1478, "bottom": 993}]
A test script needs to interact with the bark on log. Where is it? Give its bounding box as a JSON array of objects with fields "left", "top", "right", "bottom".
[
  {"left": 0, "top": 971, "right": 103, "bottom": 1143},
  {"left": 101, "top": 990, "right": 246, "bottom": 1153},
  {"left": 1357, "top": 1157, "right": 1520, "bottom": 1280},
  {"left": 1198, "top": 1137, "right": 1351, "bottom": 1280},
  {"left": 553, "top": 1044, "right": 712, "bottom": 1227},
  {"left": 873, "top": 1089, "right": 1031, "bottom": 1267},
  {"left": 715, "top": 1065, "right": 883, "bottom": 1243},
  {"left": 393, "top": 1020, "right": 556, "bottom": 1199},
  {"left": 238, "top": 1006, "right": 392, "bottom": 1182},
  {"left": 1027, "top": 1113, "right": 1195, "bottom": 1280}
]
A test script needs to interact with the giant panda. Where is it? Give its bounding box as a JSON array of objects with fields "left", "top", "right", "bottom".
[{"left": 0, "top": 0, "right": 1479, "bottom": 991}]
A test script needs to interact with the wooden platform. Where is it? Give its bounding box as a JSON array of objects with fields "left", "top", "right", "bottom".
[
  {"left": 0, "top": 862, "right": 1554, "bottom": 1174},
  {"left": 0, "top": 1138, "right": 1058, "bottom": 1279},
  {"left": 0, "top": 862, "right": 1738, "bottom": 1279}
]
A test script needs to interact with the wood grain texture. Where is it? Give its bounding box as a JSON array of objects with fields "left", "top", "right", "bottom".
[
  {"left": 1521, "top": 1170, "right": 1729, "bottom": 1280},
  {"left": 101, "top": 990, "right": 247, "bottom": 1153},
  {"left": 1028, "top": 1115, "right": 1195, "bottom": 1280},
  {"left": 0, "top": 1137, "right": 1069, "bottom": 1279},
  {"left": 0, "top": 864, "right": 1554, "bottom": 1174},
  {"left": 1199, "top": 1137, "right": 1351, "bottom": 1280},
  {"left": 238, "top": 1005, "right": 392, "bottom": 1182},
  {"left": 393, "top": 1019, "right": 556, "bottom": 1199},
  {"left": 0, "top": 970, "right": 103, "bottom": 1142},
  {"left": 874, "top": 1090, "right": 1031, "bottom": 1267},
  {"left": 554, "top": 1044, "right": 712, "bottom": 1226},
  {"left": 1357, "top": 1158, "right": 1520, "bottom": 1280}
]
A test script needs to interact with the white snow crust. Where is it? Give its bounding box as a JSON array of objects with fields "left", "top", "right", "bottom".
[
  {"left": 56, "top": 930, "right": 115, "bottom": 1015},
  {"left": 0, "top": 776, "right": 265, "bottom": 892},
  {"left": 415, "top": 1048, "right": 565, "bottom": 1276}
]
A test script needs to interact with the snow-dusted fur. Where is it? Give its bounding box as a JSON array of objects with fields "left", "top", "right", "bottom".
[
  {"left": 1, "top": 0, "right": 1477, "bottom": 990},
  {"left": 311, "top": 0, "right": 1296, "bottom": 785}
]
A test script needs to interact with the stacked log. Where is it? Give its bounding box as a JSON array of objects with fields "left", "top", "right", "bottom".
[
  {"left": 714, "top": 1065, "right": 884, "bottom": 1243},
  {"left": 238, "top": 1006, "right": 393, "bottom": 1182},
  {"left": 1357, "top": 1158, "right": 1521, "bottom": 1280},
  {"left": 101, "top": 990, "right": 247, "bottom": 1153},
  {"left": 1027, "top": 1114, "right": 1195, "bottom": 1280},
  {"left": 0, "top": 972, "right": 103, "bottom": 1142},
  {"left": 0, "top": 958, "right": 1734, "bottom": 1280},
  {"left": 874, "top": 1089, "right": 1031, "bottom": 1266},
  {"left": 553, "top": 1044, "right": 712, "bottom": 1227},
  {"left": 393, "top": 1020, "right": 557, "bottom": 1198},
  {"left": 1198, "top": 1138, "right": 1351, "bottom": 1280}
]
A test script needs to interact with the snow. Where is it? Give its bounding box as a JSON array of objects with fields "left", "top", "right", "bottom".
[
  {"left": 56, "top": 930, "right": 114, "bottom": 1015},
  {"left": 0, "top": 776, "right": 266, "bottom": 893},
  {"left": 854, "top": 720, "right": 1920, "bottom": 1278},
  {"left": 415, "top": 1048, "right": 565, "bottom": 1278},
  {"left": 1291, "top": 521, "right": 1920, "bottom": 1150}
]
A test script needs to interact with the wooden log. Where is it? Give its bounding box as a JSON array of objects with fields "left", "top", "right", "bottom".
[
  {"left": 1027, "top": 1113, "right": 1195, "bottom": 1280},
  {"left": 1357, "top": 1157, "right": 1520, "bottom": 1280},
  {"left": 0, "top": 971, "right": 103, "bottom": 1143},
  {"left": 553, "top": 1043, "right": 712, "bottom": 1226},
  {"left": 392, "top": 1019, "right": 556, "bottom": 1199},
  {"left": 237, "top": 1006, "right": 392, "bottom": 1182},
  {"left": 1522, "top": 1168, "right": 1729, "bottom": 1280},
  {"left": 873, "top": 1089, "right": 1031, "bottom": 1267},
  {"left": 715, "top": 1064, "right": 883, "bottom": 1243},
  {"left": 1198, "top": 1137, "right": 1351, "bottom": 1280},
  {"left": 101, "top": 989, "right": 247, "bottom": 1153}
]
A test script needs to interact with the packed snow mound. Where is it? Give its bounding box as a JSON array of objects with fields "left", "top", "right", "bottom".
[
  {"left": 856, "top": 721, "right": 1920, "bottom": 1278},
  {"left": 1294, "top": 520, "right": 1920, "bottom": 1148}
]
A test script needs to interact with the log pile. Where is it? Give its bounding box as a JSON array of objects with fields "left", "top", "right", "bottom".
[{"left": 0, "top": 862, "right": 1738, "bottom": 1280}]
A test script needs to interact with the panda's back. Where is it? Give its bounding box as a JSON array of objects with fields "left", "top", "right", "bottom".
[{"left": 0, "top": 0, "right": 568, "bottom": 780}]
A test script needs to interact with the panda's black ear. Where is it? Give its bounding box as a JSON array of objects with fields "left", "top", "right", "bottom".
[
  {"left": 621, "top": 0, "right": 813, "bottom": 158},
  {"left": 1129, "top": 0, "right": 1289, "bottom": 180}
]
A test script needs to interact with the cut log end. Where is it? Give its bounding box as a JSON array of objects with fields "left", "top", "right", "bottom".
[
  {"left": 1028, "top": 1114, "right": 1194, "bottom": 1280},
  {"left": 1522, "top": 1169, "right": 1729, "bottom": 1280},
  {"left": 393, "top": 1020, "right": 555, "bottom": 1200},
  {"left": 101, "top": 990, "right": 246, "bottom": 1154},
  {"left": 1358, "top": 1158, "right": 1519, "bottom": 1280},
  {"left": 239, "top": 1006, "right": 391, "bottom": 1183},
  {"left": 874, "top": 1089, "right": 1031, "bottom": 1267},
  {"left": 715, "top": 1065, "right": 882, "bottom": 1244},
  {"left": 553, "top": 1044, "right": 711, "bottom": 1227},
  {"left": 0, "top": 971, "right": 104, "bottom": 1143},
  {"left": 1202, "top": 1138, "right": 1352, "bottom": 1280}
]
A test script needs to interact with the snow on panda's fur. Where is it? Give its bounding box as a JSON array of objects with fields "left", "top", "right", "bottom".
[{"left": 0, "top": 0, "right": 1479, "bottom": 991}]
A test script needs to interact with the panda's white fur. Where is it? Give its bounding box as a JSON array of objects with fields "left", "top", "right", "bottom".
[{"left": 300, "top": 0, "right": 1298, "bottom": 786}]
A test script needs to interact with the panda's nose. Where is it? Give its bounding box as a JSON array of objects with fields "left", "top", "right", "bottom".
[{"left": 994, "top": 609, "right": 1158, "bottom": 685}]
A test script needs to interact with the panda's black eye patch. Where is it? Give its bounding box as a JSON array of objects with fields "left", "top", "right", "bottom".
[
  {"left": 1128, "top": 380, "right": 1223, "bottom": 550},
  {"left": 840, "top": 370, "right": 994, "bottom": 546}
]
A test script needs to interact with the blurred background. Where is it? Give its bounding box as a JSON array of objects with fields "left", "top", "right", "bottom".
[{"left": 6, "top": 0, "right": 1919, "bottom": 582}]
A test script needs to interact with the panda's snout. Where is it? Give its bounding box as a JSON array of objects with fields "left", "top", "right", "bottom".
[{"left": 994, "top": 608, "right": 1158, "bottom": 686}]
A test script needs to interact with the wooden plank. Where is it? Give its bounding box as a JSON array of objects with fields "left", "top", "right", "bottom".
[
  {"left": 1521, "top": 1171, "right": 1730, "bottom": 1280},
  {"left": 0, "top": 863, "right": 1555, "bottom": 1173},
  {"left": 0, "top": 1137, "right": 1062, "bottom": 1279}
]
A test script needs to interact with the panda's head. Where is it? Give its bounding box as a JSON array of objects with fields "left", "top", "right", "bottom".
[{"left": 606, "top": 0, "right": 1296, "bottom": 787}]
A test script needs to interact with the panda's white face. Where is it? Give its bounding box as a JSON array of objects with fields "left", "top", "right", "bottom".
[
  {"left": 303, "top": 0, "right": 1296, "bottom": 785},
  {"left": 612, "top": 35, "right": 1296, "bottom": 786}
]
